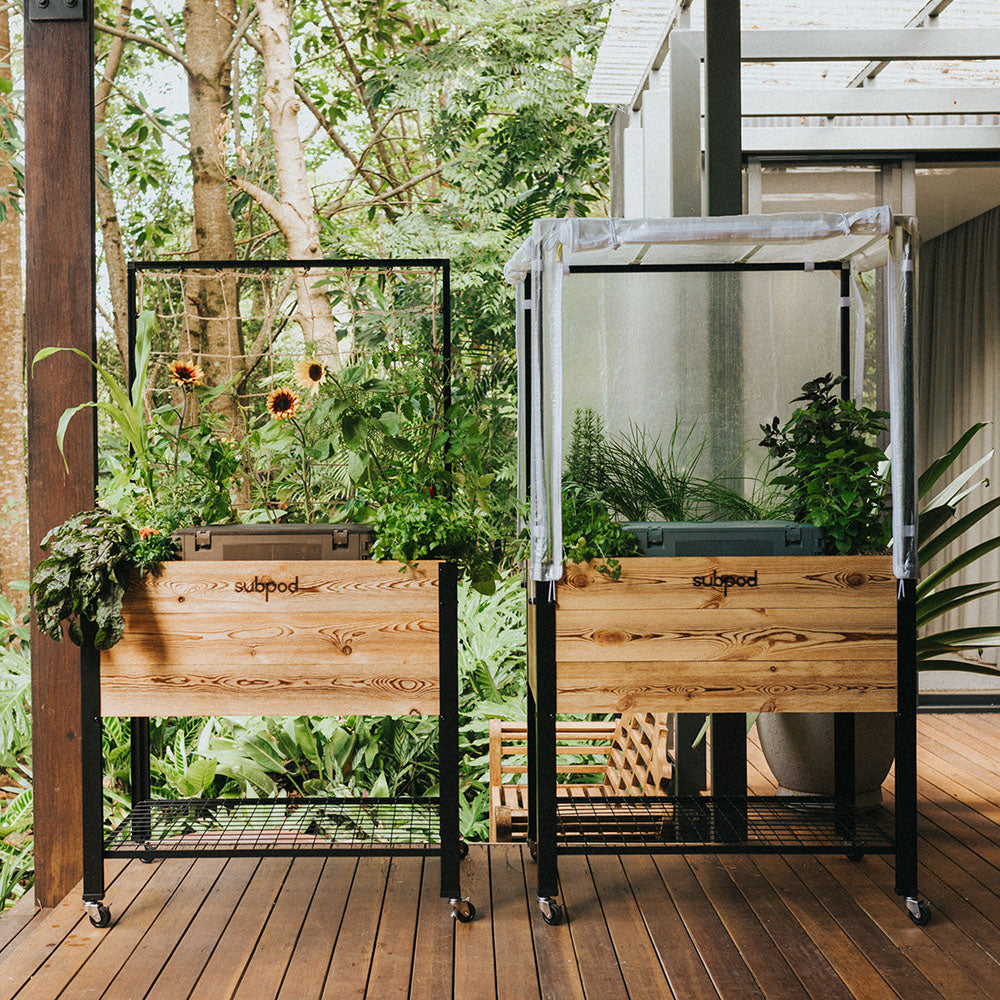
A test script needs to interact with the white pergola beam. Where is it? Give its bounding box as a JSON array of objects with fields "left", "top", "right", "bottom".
[
  {"left": 848, "top": 0, "right": 956, "bottom": 87},
  {"left": 744, "top": 125, "right": 1000, "bottom": 153},
  {"left": 674, "top": 28, "right": 1000, "bottom": 62},
  {"left": 743, "top": 88, "right": 1000, "bottom": 118}
]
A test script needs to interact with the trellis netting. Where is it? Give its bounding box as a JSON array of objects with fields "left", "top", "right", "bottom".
[
  {"left": 505, "top": 209, "right": 918, "bottom": 583},
  {"left": 130, "top": 261, "right": 447, "bottom": 520}
]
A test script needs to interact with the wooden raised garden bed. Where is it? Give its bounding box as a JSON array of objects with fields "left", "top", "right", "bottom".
[
  {"left": 549, "top": 555, "right": 897, "bottom": 715},
  {"left": 81, "top": 557, "right": 473, "bottom": 926},
  {"left": 101, "top": 559, "right": 443, "bottom": 718}
]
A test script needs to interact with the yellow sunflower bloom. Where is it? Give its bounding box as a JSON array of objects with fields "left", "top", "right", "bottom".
[
  {"left": 267, "top": 387, "right": 300, "bottom": 420},
  {"left": 294, "top": 356, "right": 327, "bottom": 396},
  {"left": 168, "top": 359, "right": 205, "bottom": 388}
]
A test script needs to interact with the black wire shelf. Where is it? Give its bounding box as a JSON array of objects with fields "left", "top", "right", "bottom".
[
  {"left": 553, "top": 795, "right": 895, "bottom": 855},
  {"left": 105, "top": 797, "right": 446, "bottom": 859}
]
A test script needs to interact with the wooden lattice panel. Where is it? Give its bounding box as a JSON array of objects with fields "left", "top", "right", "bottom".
[
  {"left": 101, "top": 560, "right": 442, "bottom": 717},
  {"left": 603, "top": 712, "right": 673, "bottom": 796},
  {"left": 555, "top": 556, "right": 897, "bottom": 715}
]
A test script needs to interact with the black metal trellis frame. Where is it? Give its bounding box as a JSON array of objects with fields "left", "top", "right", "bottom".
[
  {"left": 521, "top": 251, "right": 926, "bottom": 927},
  {"left": 80, "top": 259, "right": 473, "bottom": 927}
]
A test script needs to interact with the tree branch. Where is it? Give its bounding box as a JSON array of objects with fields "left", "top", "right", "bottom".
[
  {"left": 221, "top": 4, "right": 259, "bottom": 68},
  {"left": 144, "top": 0, "right": 183, "bottom": 57},
  {"left": 95, "top": 21, "right": 194, "bottom": 76},
  {"left": 325, "top": 165, "right": 443, "bottom": 216},
  {"left": 230, "top": 172, "right": 288, "bottom": 229}
]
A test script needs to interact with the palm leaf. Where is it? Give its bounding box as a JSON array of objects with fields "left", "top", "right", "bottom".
[
  {"left": 917, "top": 582, "right": 1000, "bottom": 626},
  {"left": 917, "top": 535, "right": 1000, "bottom": 596},
  {"left": 918, "top": 422, "right": 987, "bottom": 498},
  {"left": 918, "top": 497, "right": 1000, "bottom": 563}
]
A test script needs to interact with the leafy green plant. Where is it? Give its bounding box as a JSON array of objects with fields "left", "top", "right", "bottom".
[
  {"left": 31, "top": 509, "right": 177, "bottom": 650},
  {"left": 916, "top": 423, "right": 1000, "bottom": 676},
  {"left": 566, "top": 407, "right": 609, "bottom": 498},
  {"left": 760, "top": 373, "right": 890, "bottom": 555},
  {"left": 33, "top": 310, "right": 158, "bottom": 507},
  {"left": 561, "top": 483, "right": 638, "bottom": 578}
]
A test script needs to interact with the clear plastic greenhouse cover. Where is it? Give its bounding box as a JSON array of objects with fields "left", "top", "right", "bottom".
[{"left": 505, "top": 208, "right": 918, "bottom": 583}]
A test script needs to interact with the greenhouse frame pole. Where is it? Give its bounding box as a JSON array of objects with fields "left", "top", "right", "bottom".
[{"left": 704, "top": 0, "right": 748, "bottom": 835}]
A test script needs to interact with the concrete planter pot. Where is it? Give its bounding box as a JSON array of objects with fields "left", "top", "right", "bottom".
[{"left": 756, "top": 712, "right": 895, "bottom": 810}]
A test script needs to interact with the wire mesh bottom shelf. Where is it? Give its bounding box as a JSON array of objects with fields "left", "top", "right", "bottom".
[
  {"left": 554, "top": 795, "right": 895, "bottom": 854},
  {"left": 105, "top": 797, "right": 445, "bottom": 858}
]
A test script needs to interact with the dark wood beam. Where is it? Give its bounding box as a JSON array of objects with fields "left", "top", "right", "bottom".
[{"left": 25, "top": 11, "right": 97, "bottom": 907}]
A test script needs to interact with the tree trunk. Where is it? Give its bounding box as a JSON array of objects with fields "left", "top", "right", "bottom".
[
  {"left": 183, "top": 0, "right": 243, "bottom": 430},
  {"left": 0, "top": 7, "right": 29, "bottom": 604},
  {"left": 252, "top": 0, "right": 340, "bottom": 360},
  {"left": 95, "top": 0, "right": 133, "bottom": 373}
]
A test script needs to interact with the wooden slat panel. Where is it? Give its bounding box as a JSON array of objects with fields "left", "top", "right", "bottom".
[
  {"left": 556, "top": 660, "right": 897, "bottom": 714},
  {"left": 125, "top": 560, "right": 439, "bottom": 614},
  {"left": 557, "top": 609, "right": 895, "bottom": 662},
  {"left": 102, "top": 561, "right": 443, "bottom": 716},
  {"left": 559, "top": 556, "right": 895, "bottom": 610},
  {"left": 108, "top": 611, "right": 440, "bottom": 665},
  {"left": 100, "top": 659, "right": 438, "bottom": 717}
]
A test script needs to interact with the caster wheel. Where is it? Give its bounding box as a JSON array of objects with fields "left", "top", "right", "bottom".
[
  {"left": 458, "top": 840, "right": 469, "bottom": 860},
  {"left": 906, "top": 898, "right": 931, "bottom": 926},
  {"left": 538, "top": 899, "right": 562, "bottom": 925},
  {"left": 451, "top": 899, "right": 476, "bottom": 923},
  {"left": 88, "top": 904, "right": 112, "bottom": 928},
  {"left": 846, "top": 850, "right": 864, "bottom": 862}
]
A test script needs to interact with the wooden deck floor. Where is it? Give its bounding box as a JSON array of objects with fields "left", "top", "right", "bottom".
[{"left": 3, "top": 714, "right": 1000, "bottom": 999}]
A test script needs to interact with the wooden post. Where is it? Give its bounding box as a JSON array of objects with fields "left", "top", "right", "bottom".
[{"left": 24, "top": 12, "right": 97, "bottom": 906}]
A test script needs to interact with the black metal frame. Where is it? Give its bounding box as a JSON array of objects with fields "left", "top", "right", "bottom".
[
  {"left": 521, "top": 256, "right": 924, "bottom": 920},
  {"left": 82, "top": 259, "right": 469, "bottom": 921}
]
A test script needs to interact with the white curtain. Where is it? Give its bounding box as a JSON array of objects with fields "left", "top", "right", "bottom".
[{"left": 918, "top": 205, "right": 1000, "bottom": 690}]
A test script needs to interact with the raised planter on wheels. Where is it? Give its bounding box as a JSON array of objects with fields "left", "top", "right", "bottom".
[
  {"left": 507, "top": 209, "right": 929, "bottom": 928},
  {"left": 80, "top": 557, "right": 473, "bottom": 926},
  {"left": 77, "top": 255, "right": 475, "bottom": 928}
]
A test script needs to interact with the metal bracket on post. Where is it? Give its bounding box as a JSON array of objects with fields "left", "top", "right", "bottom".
[{"left": 28, "top": 0, "right": 86, "bottom": 20}]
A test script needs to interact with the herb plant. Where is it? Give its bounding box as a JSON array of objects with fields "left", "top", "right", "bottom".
[
  {"left": 760, "top": 373, "right": 890, "bottom": 555},
  {"left": 31, "top": 509, "right": 177, "bottom": 650}
]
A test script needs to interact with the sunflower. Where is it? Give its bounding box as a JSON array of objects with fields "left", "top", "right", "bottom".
[
  {"left": 294, "top": 356, "right": 327, "bottom": 396},
  {"left": 267, "top": 387, "right": 300, "bottom": 420},
  {"left": 168, "top": 359, "right": 205, "bottom": 388}
]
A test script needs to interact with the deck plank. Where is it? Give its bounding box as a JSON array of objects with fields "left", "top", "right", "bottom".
[
  {"left": 0, "top": 859, "right": 132, "bottom": 1000},
  {"left": 452, "top": 841, "right": 496, "bottom": 1000},
  {"left": 815, "top": 852, "right": 994, "bottom": 1000},
  {"left": 558, "top": 854, "right": 629, "bottom": 1000},
  {"left": 26, "top": 858, "right": 193, "bottom": 1000},
  {"left": 320, "top": 856, "right": 390, "bottom": 1000},
  {"left": 275, "top": 857, "right": 357, "bottom": 1000},
  {"left": 620, "top": 853, "right": 721, "bottom": 999},
  {"left": 717, "top": 854, "right": 854, "bottom": 1000},
  {"left": 233, "top": 857, "right": 326, "bottom": 1000},
  {"left": 687, "top": 854, "right": 812, "bottom": 1000},
  {"left": 653, "top": 854, "right": 766, "bottom": 1000},
  {"left": 408, "top": 858, "right": 454, "bottom": 1000},
  {"left": 586, "top": 854, "right": 672, "bottom": 1000},
  {"left": 0, "top": 892, "right": 38, "bottom": 959},
  {"left": 526, "top": 859, "right": 585, "bottom": 1000},
  {"left": 490, "top": 844, "right": 540, "bottom": 1000},
  {"left": 145, "top": 857, "right": 261, "bottom": 1000},
  {"left": 100, "top": 857, "right": 227, "bottom": 1000},
  {"left": 189, "top": 857, "right": 293, "bottom": 1000},
  {"left": 748, "top": 855, "right": 900, "bottom": 1000},
  {"left": 365, "top": 857, "right": 424, "bottom": 1000}
]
